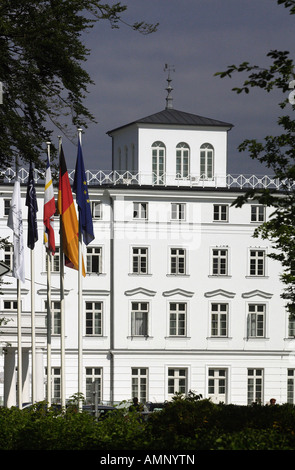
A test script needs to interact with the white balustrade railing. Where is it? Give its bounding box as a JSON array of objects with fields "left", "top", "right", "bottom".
[{"left": 1, "top": 168, "right": 294, "bottom": 190}]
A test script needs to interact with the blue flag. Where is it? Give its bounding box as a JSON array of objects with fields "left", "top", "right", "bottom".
[
  {"left": 73, "top": 138, "right": 94, "bottom": 245},
  {"left": 26, "top": 161, "right": 38, "bottom": 249}
]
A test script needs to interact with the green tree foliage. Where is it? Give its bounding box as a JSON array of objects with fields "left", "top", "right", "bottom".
[
  {"left": 0, "top": 0, "right": 158, "bottom": 169},
  {"left": 215, "top": 1, "right": 295, "bottom": 315}
]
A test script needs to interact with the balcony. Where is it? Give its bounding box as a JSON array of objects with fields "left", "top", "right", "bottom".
[{"left": 1, "top": 168, "right": 294, "bottom": 191}]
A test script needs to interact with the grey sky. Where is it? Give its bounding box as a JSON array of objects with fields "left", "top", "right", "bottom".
[{"left": 59, "top": 0, "right": 295, "bottom": 176}]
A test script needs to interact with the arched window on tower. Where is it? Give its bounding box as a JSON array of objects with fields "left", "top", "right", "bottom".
[
  {"left": 152, "top": 141, "right": 166, "bottom": 184},
  {"left": 176, "top": 142, "right": 190, "bottom": 179},
  {"left": 200, "top": 143, "right": 214, "bottom": 179}
]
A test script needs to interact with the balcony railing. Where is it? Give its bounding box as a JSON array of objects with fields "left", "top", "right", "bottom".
[{"left": 1, "top": 168, "right": 294, "bottom": 190}]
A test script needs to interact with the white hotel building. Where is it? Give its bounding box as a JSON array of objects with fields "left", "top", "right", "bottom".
[{"left": 0, "top": 91, "right": 295, "bottom": 408}]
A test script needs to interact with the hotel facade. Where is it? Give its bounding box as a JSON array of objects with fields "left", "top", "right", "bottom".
[{"left": 0, "top": 94, "right": 294, "bottom": 408}]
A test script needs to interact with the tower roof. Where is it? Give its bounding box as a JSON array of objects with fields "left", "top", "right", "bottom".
[{"left": 107, "top": 108, "right": 233, "bottom": 135}]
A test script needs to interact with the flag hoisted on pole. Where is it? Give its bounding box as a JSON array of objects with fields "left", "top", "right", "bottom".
[
  {"left": 44, "top": 147, "right": 56, "bottom": 255},
  {"left": 26, "top": 162, "right": 38, "bottom": 250},
  {"left": 73, "top": 129, "right": 94, "bottom": 409},
  {"left": 25, "top": 161, "right": 38, "bottom": 403},
  {"left": 73, "top": 132, "right": 95, "bottom": 246},
  {"left": 8, "top": 170, "right": 25, "bottom": 283},
  {"left": 7, "top": 165, "right": 25, "bottom": 409},
  {"left": 58, "top": 145, "right": 85, "bottom": 276},
  {"left": 44, "top": 142, "right": 55, "bottom": 407},
  {"left": 58, "top": 137, "right": 66, "bottom": 410}
]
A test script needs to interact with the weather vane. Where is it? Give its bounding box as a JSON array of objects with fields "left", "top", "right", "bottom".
[{"left": 164, "top": 64, "right": 175, "bottom": 109}]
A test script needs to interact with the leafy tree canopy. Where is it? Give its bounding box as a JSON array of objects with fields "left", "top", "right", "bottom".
[{"left": 0, "top": 0, "right": 158, "bottom": 169}]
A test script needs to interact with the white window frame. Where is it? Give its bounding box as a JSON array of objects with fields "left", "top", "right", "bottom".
[
  {"left": 45, "top": 247, "right": 60, "bottom": 273},
  {"left": 131, "top": 301, "right": 149, "bottom": 337},
  {"left": 212, "top": 248, "right": 228, "bottom": 276},
  {"left": 200, "top": 143, "right": 214, "bottom": 179},
  {"left": 247, "top": 303, "right": 266, "bottom": 338},
  {"left": 287, "top": 370, "right": 295, "bottom": 404},
  {"left": 132, "top": 247, "right": 148, "bottom": 274},
  {"left": 3, "top": 299, "right": 18, "bottom": 311},
  {"left": 210, "top": 303, "right": 228, "bottom": 337},
  {"left": 85, "top": 301, "right": 103, "bottom": 336},
  {"left": 86, "top": 246, "right": 102, "bottom": 274},
  {"left": 247, "top": 368, "right": 264, "bottom": 405},
  {"left": 249, "top": 249, "right": 266, "bottom": 276},
  {"left": 91, "top": 201, "right": 102, "bottom": 219},
  {"left": 251, "top": 205, "right": 265, "bottom": 223},
  {"left": 131, "top": 368, "right": 148, "bottom": 403},
  {"left": 167, "top": 368, "right": 188, "bottom": 398},
  {"left": 213, "top": 204, "right": 228, "bottom": 222},
  {"left": 170, "top": 247, "right": 186, "bottom": 275},
  {"left": 207, "top": 368, "right": 227, "bottom": 403},
  {"left": 169, "top": 302, "right": 187, "bottom": 336},
  {"left": 171, "top": 203, "right": 186, "bottom": 221},
  {"left": 133, "top": 202, "right": 148, "bottom": 220},
  {"left": 45, "top": 300, "right": 61, "bottom": 335},
  {"left": 4, "top": 199, "right": 10, "bottom": 217},
  {"left": 86, "top": 367, "right": 102, "bottom": 405},
  {"left": 152, "top": 141, "right": 166, "bottom": 185},
  {"left": 3, "top": 245, "right": 13, "bottom": 270},
  {"left": 176, "top": 142, "right": 190, "bottom": 179}
]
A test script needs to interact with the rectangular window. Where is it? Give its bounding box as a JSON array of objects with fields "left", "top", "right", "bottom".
[
  {"left": 52, "top": 368, "right": 61, "bottom": 403},
  {"left": 248, "top": 304, "right": 265, "bottom": 338},
  {"left": 168, "top": 368, "right": 187, "bottom": 397},
  {"left": 3, "top": 245, "right": 13, "bottom": 269},
  {"left": 170, "top": 248, "right": 186, "bottom": 274},
  {"left": 45, "top": 300, "right": 61, "bottom": 335},
  {"left": 287, "top": 370, "right": 295, "bottom": 404},
  {"left": 91, "top": 201, "right": 102, "bottom": 219},
  {"left": 45, "top": 247, "right": 60, "bottom": 272},
  {"left": 213, "top": 204, "right": 228, "bottom": 222},
  {"left": 249, "top": 250, "right": 265, "bottom": 276},
  {"left": 171, "top": 203, "right": 185, "bottom": 221},
  {"left": 169, "top": 302, "right": 187, "bottom": 336},
  {"left": 132, "top": 368, "right": 148, "bottom": 404},
  {"left": 86, "top": 247, "right": 102, "bottom": 274},
  {"left": 3, "top": 300, "right": 17, "bottom": 311},
  {"left": 45, "top": 367, "right": 61, "bottom": 404},
  {"left": 212, "top": 248, "right": 228, "bottom": 275},
  {"left": 211, "top": 303, "right": 228, "bottom": 337},
  {"left": 4, "top": 199, "right": 10, "bottom": 216},
  {"left": 86, "top": 367, "right": 102, "bottom": 405},
  {"left": 131, "top": 302, "right": 148, "bottom": 336},
  {"left": 133, "top": 202, "right": 148, "bottom": 220},
  {"left": 132, "top": 247, "right": 148, "bottom": 274},
  {"left": 208, "top": 369, "right": 227, "bottom": 403},
  {"left": 289, "top": 314, "right": 295, "bottom": 337},
  {"left": 251, "top": 205, "right": 265, "bottom": 223},
  {"left": 85, "top": 301, "right": 103, "bottom": 336},
  {"left": 247, "top": 369, "right": 264, "bottom": 405}
]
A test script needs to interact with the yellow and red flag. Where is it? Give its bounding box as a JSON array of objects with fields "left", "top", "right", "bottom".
[{"left": 58, "top": 145, "right": 85, "bottom": 276}]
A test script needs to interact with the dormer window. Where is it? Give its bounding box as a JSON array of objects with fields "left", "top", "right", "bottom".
[
  {"left": 152, "top": 141, "right": 165, "bottom": 184},
  {"left": 176, "top": 142, "right": 190, "bottom": 179},
  {"left": 200, "top": 143, "right": 214, "bottom": 179}
]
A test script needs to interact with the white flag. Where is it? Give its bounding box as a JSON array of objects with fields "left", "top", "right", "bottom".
[{"left": 7, "top": 177, "right": 25, "bottom": 283}]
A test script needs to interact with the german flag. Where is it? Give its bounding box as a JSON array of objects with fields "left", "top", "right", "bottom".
[{"left": 58, "top": 145, "right": 85, "bottom": 276}]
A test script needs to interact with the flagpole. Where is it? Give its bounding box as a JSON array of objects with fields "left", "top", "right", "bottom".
[
  {"left": 17, "top": 278, "right": 22, "bottom": 408},
  {"left": 46, "top": 141, "right": 52, "bottom": 407},
  {"left": 31, "top": 247, "right": 36, "bottom": 403},
  {"left": 77, "top": 128, "right": 83, "bottom": 410},
  {"left": 59, "top": 136, "right": 66, "bottom": 410},
  {"left": 15, "top": 161, "right": 23, "bottom": 409}
]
